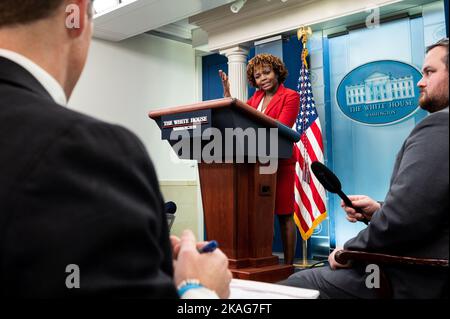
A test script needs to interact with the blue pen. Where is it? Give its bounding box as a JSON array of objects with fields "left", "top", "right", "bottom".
[{"left": 199, "top": 240, "right": 218, "bottom": 253}]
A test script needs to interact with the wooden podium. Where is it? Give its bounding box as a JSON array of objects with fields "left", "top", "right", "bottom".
[{"left": 149, "top": 98, "right": 300, "bottom": 283}]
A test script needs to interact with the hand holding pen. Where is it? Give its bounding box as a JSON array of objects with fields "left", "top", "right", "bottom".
[
  {"left": 170, "top": 236, "right": 219, "bottom": 257},
  {"left": 171, "top": 230, "right": 231, "bottom": 299}
]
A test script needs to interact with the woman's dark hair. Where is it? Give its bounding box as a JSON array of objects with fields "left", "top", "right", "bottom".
[{"left": 246, "top": 53, "right": 288, "bottom": 87}]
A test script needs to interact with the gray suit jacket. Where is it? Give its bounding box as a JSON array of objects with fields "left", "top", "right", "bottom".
[{"left": 345, "top": 108, "right": 449, "bottom": 298}]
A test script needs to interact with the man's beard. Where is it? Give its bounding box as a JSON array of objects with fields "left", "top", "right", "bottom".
[{"left": 419, "top": 90, "right": 449, "bottom": 113}]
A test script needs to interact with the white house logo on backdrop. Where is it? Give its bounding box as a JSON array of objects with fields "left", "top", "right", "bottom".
[
  {"left": 345, "top": 73, "right": 415, "bottom": 105},
  {"left": 337, "top": 60, "right": 422, "bottom": 125}
]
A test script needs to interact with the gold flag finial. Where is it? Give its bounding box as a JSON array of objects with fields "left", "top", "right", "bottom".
[
  {"left": 297, "top": 26, "right": 312, "bottom": 43},
  {"left": 297, "top": 26, "right": 312, "bottom": 68}
]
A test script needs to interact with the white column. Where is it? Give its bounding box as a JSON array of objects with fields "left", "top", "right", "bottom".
[{"left": 220, "top": 46, "right": 249, "bottom": 102}]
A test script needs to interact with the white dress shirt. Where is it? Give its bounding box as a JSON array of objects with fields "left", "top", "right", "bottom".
[{"left": 0, "top": 49, "right": 67, "bottom": 106}]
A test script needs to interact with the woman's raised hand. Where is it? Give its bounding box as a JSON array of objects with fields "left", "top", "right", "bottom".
[{"left": 219, "top": 70, "right": 231, "bottom": 98}]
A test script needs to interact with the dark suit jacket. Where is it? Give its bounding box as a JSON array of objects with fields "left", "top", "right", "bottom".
[
  {"left": 345, "top": 108, "right": 449, "bottom": 298},
  {"left": 0, "top": 57, "right": 178, "bottom": 298},
  {"left": 247, "top": 84, "right": 300, "bottom": 214}
]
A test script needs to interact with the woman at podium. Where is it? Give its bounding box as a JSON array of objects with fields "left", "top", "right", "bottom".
[{"left": 219, "top": 54, "right": 300, "bottom": 264}]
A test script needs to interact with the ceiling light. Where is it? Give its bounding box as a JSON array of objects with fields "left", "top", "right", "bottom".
[{"left": 230, "top": 0, "right": 247, "bottom": 14}]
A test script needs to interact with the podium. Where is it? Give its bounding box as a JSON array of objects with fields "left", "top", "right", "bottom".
[{"left": 149, "top": 98, "right": 300, "bottom": 282}]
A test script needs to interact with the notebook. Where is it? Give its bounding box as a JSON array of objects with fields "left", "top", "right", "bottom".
[{"left": 229, "top": 278, "right": 320, "bottom": 299}]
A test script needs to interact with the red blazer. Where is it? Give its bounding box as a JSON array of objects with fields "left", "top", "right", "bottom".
[
  {"left": 247, "top": 84, "right": 300, "bottom": 165},
  {"left": 247, "top": 84, "right": 300, "bottom": 129},
  {"left": 247, "top": 84, "right": 300, "bottom": 214}
]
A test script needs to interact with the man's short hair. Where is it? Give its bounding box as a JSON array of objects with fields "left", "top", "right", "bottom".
[
  {"left": 0, "top": 0, "right": 94, "bottom": 27},
  {"left": 426, "top": 38, "right": 449, "bottom": 70}
]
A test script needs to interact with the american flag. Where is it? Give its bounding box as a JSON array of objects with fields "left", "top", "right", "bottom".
[{"left": 293, "top": 59, "right": 327, "bottom": 241}]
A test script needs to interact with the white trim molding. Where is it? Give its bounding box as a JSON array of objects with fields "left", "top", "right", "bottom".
[{"left": 189, "top": 0, "right": 403, "bottom": 51}]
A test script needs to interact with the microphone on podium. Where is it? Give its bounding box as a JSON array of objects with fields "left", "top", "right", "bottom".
[
  {"left": 310, "top": 161, "right": 370, "bottom": 225},
  {"left": 165, "top": 201, "right": 177, "bottom": 230},
  {"left": 164, "top": 201, "right": 177, "bottom": 215}
]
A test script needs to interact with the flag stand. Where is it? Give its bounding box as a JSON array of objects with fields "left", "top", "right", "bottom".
[{"left": 293, "top": 239, "right": 316, "bottom": 268}]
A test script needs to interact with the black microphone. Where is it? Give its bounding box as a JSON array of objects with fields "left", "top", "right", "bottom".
[
  {"left": 165, "top": 201, "right": 177, "bottom": 231},
  {"left": 164, "top": 201, "right": 177, "bottom": 215},
  {"left": 310, "top": 161, "right": 369, "bottom": 225}
]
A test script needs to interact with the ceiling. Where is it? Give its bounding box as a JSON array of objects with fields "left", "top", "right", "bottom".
[
  {"left": 93, "top": 0, "right": 441, "bottom": 47},
  {"left": 92, "top": 0, "right": 301, "bottom": 42},
  {"left": 93, "top": 0, "right": 237, "bottom": 42}
]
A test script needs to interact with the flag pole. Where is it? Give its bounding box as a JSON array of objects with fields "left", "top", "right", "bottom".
[
  {"left": 295, "top": 26, "right": 314, "bottom": 269},
  {"left": 302, "top": 238, "right": 308, "bottom": 265}
]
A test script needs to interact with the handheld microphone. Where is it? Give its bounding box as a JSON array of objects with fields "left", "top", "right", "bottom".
[
  {"left": 164, "top": 201, "right": 177, "bottom": 215},
  {"left": 310, "top": 161, "right": 369, "bottom": 225}
]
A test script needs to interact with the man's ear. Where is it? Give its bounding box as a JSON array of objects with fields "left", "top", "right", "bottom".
[{"left": 65, "top": 0, "right": 89, "bottom": 38}]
